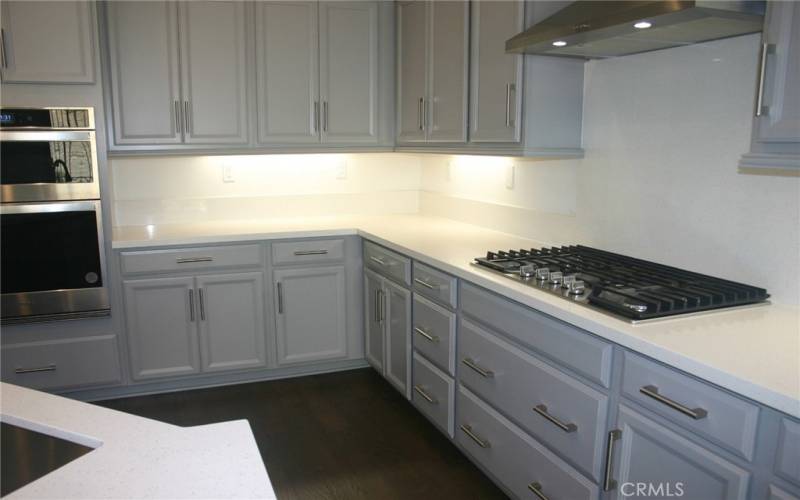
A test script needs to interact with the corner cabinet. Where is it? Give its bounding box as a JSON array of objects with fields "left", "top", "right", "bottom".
[
  {"left": 740, "top": 1, "right": 800, "bottom": 171},
  {"left": 0, "top": 1, "right": 95, "bottom": 84}
]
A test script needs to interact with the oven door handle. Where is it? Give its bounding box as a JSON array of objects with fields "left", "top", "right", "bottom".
[
  {"left": 0, "top": 130, "right": 93, "bottom": 142},
  {"left": 0, "top": 200, "right": 100, "bottom": 215}
]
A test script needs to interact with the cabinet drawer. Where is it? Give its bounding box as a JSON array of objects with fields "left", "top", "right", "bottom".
[
  {"left": 412, "top": 352, "right": 454, "bottom": 438},
  {"left": 459, "top": 319, "right": 609, "bottom": 480},
  {"left": 412, "top": 262, "right": 457, "bottom": 308},
  {"left": 460, "top": 282, "right": 612, "bottom": 387},
  {"left": 272, "top": 238, "right": 344, "bottom": 266},
  {"left": 621, "top": 352, "right": 759, "bottom": 461},
  {"left": 457, "top": 386, "right": 598, "bottom": 500},
  {"left": 1, "top": 335, "right": 121, "bottom": 391},
  {"left": 364, "top": 241, "right": 411, "bottom": 286},
  {"left": 121, "top": 244, "right": 262, "bottom": 275},
  {"left": 412, "top": 294, "right": 455, "bottom": 375},
  {"left": 776, "top": 417, "right": 800, "bottom": 487}
]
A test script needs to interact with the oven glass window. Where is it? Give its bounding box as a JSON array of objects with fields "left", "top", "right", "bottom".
[
  {"left": 1, "top": 211, "right": 103, "bottom": 294},
  {"left": 0, "top": 140, "right": 94, "bottom": 185}
]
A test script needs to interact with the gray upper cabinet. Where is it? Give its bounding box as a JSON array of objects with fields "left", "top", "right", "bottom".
[
  {"left": 106, "top": 1, "right": 182, "bottom": 145},
  {"left": 274, "top": 266, "right": 347, "bottom": 366},
  {"left": 0, "top": 1, "right": 95, "bottom": 84},
  {"left": 179, "top": 1, "right": 249, "bottom": 145},
  {"left": 740, "top": 1, "right": 800, "bottom": 171},
  {"left": 469, "top": 0, "right": 523, "bottom": 143},
  {"left": 319, "top": 2, "right": 379, "bottom": 143},
  {"left": 396, "top": 1, "right": 427, "bottom": 143},
  {"left": 256, "top": 1, "right": 319, "bottom": 144}
]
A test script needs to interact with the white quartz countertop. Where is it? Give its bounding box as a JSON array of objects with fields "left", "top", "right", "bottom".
[
  {"left": 113, "top": 215, "right": 800, "bottom": 418},
  {"left": 0, "top": 382, "right": 275, "bottom": 499}
]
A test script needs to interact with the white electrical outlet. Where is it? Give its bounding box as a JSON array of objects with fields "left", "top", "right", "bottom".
[
  {"left": 222, "top": 165, "right": 235, "bottom": 183},
  {"left": 335, "top": 159, "right": 348, "bottom": 180},
  {"left": 505, "top": 163, "right": 515, "bottom": 190}
]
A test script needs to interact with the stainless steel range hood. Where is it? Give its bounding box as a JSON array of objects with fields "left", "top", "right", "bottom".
[{"left": 506, "top": 1, "right": 765, "bottom": 59}]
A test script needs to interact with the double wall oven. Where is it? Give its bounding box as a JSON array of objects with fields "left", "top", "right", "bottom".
[{"left": 1, "top": 107, "right": 110, "bottom": 323}]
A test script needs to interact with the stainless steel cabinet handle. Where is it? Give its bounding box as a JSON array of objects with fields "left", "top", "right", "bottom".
[
  {"left": 184, "top": 101, "right": 191, "bottom": 134},
  {"left": 527, "top": 482, "right": 549, "bottom": 500},
  {"left": 277, "top": 282, "right": 284, "bottom": 314},
  {"left": 374, "top": 289, "right": 380, "bottom": 323},
  {"left": 755, "top": 43, "right": 774, "bottom": 117},
  {"left": 413, "top": 385, "right": 438, "bottom": 404},
  {"left": 640, "top": 385, "right": 708, "bottom": 419},
  {"left": 176, "top": 256, "right": 214, "bottom": 264},
  {"left": 174, "top": 100, "right": 182, "bottom": 132},
  {"left": 323, "top": 101, "right": 328, "bottom": 132},
  {"left": 413, "top": 278, "right": 438, "bottom": 290},
  {"left": 378, "top": 290, "right": 385, "bottom": 322},
  {"left": 15, "top": 364, "right": 56, "bottom": 374},
  {"left": 0, "top": 29, "right": 7, "bottom": 69},
  {"left": 414, "top": 326, "right": 439, "bottom": 343},
  {"left": 462, "top": 358, "right": 494, "bottom": 378},
  {"left": 603, "top": 429, "right": 622, "bottom": 491},
  {"left": 533, "top": 404, "right": 577, "bottom": 433},
  {"left": 188, "top": 289, "right": 195, "bottom": 322},
  {"left": 418, "top": 97, "right": 424, "bottom": 131},
  {"left": 460, "top": 424, "right": 490, "bottom": 448},
  {"left": 505, "top": 83, "right": 515, "bottom": 127},
  {"left": 370, "top": 256, "right": 389, "bottom": 266},
  {"left": 198, "top": 288, "right": 206, "bottom": 321},
  {"left": 294, "top": 249, "right": 328, "bottom": 256},
  {"left": 314, "top": 101, "right": 319, "bottom": 133}
]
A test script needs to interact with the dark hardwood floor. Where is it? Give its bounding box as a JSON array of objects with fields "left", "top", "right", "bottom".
[{"left": 96, "top": 368, "right": 508, "bottom": 500}]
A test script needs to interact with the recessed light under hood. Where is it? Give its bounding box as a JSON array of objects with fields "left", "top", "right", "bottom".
[{"left": 506, "top": 1, "right": 766, "bottom": 59}]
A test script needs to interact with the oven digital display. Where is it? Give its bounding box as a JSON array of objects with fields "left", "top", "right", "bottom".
[{"left": 0, "top": 113, "right": 14, "bottom": 125}]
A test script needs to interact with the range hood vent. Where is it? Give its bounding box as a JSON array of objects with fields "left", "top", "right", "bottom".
[{"left": 506, "top": 1, "right": 765, "bottom": 59}]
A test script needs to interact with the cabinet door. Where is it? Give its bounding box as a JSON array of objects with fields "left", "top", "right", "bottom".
[
  {"left": 396, "top": 1, "right": 428, "bottom": 143},
  {"left": 427, "top": 1, "right": 468, "bottom": 143},
  {"left": 385, "top": 279, "right": 411, "bottom": 399},
  {"left": 609, "top": 406, "right": 750, "bottom": 500},
  {"left": 255, "top": 1, "right": 319, "bottom": 144},
  {"left": 106, "top": 1, "right": 182, "bottom": 145},
  {"left": 123, "top": 277, "right": 200, "bottom": 380},
  {"left": 364, "top": 270, "right": 384, "bottom": 372},
  {"left": 469, "top": 0, "right": 523, "bottom": 143},
  {"left": 755, "top": 2, "right": 800, "bottom": 143},
  {"left": 178, "top": 1, "right": 249, "bottom": 144},
  {"left": 196, "top": 272, "right": 266, "bottom": 372},
  {"left": 0, "top": 1, "right": 94, "bottom": 83},
  {"left": 319, "top": 1, "right": 379, "bottom": 143},
  {"left": 274, "top": 266, "right": 347, "bottom": 365}
]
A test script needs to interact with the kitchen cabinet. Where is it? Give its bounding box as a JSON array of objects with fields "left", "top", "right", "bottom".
[
  {"left": 365, "top": 269, "right": 385, "bottom": 371},
  {"left": 396, "top": 1, "right": 469, "bottom": 144},
  {"left": 273, "top": 266, "right": 347, "bottom": 365},
  {"left": 106, "top": 1, "right": 249, "bottom": 146},
  {"left": 123, "top": 272, "right": 266, "bottom": 381},
  {"left": 740, "top": 1, "right": 800, "bottom": 171},
  {"left": 0, "top": 1, "right": 95, "bottom": 84}
]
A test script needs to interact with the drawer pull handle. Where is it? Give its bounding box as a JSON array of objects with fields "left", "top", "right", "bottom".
[
  {"left": 15, "top": 364, "right": 56, "bottom": 374},
  {"left": 414, "top": 326, "right": 439, "bottom": 343},
  {"left": 414, "top": 278, "right": 438, "bottom": 290},
  {"left": 527, "top": 482, "right": 549, "bottom": 500},
  {"left": 460, "top": 424, "right": 490, "bottom": 448},
  {"left": 413, "top": 385, "right": 438, "bottom": 404},
  {"left": 603, "top": 429, "right": 622, "bottom": 491},
  {"left": 533, "top": 404, "right": 578, "bottom": 433},
  {"left": 639, "top": 385, "right": 708, "bottom": 420},
  {"left": 369, "top": 256, "right": 391, "bottom": 266},
  {"left": 293, "top": 250, "right": 328, "bottom": 256},
  {"left": 176, "top": 256, "right": 214, "bottom": 264},
  {"left": 462, "top": 358, "right": 494, "bottom": 378}
]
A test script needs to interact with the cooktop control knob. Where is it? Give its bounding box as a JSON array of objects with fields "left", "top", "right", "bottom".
[
  {"left": 519, "top": 264, "right": 536, "bottom": 278},
  {"left": 567, "top": 280, "right": 585, "bottom": 296},
  {"left": 536, "top": 268, "right": 550, "bottom": 281},
  {"left": 549, "top": 271, "right": 563, "bottom": 284},
  {"left": 562, "top": 274, "right": 577, "bottom": 289}
]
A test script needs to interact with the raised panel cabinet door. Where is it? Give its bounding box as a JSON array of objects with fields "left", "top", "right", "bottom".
[
  {"left": 123, "top": 277, "right": 200, "bottom": 380},
  {"left": 385, "top": 279, "right": 411, "bottom": 399},
  {"left": 196, "top": 272, "right": 267, "bottom": 372},
  {"left": 396, "top": 1, "right": 428, "bottom": 143},
  {"left": 608, "top": 406, "right": 750, "bottom": 500},
  {"left": 255, "top": 1, "right": 319, "bottom": 144},
  {"left": 364, "top": 270, "right": 385, "bottom": 372},
  {"left": 319, "top": 1, "right": 379, "bottom": 143},
  {"left": 106, "top": 1, "right": 182, "bottom": 145},
  {"left": 469, "top": 0, "right": 523, "bottom": 143},
  {"left": 179, "top": 1, "right": 249, "bottom": 144},
  {"left": 0, "top": 1, "right": 94, "bottom": 83},
  {"left": 756, "top": 2, "right": 800, "bottom": 143},
  {"left": 274, "top": 266, "right": 347, "bottom": 366},
  {"left": 427, "top": 1, "right": 468, "bottom": 143}
]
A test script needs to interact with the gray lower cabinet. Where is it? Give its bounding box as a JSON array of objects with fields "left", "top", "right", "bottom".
[
  {"left": 273, "top": 266, "right": 347, "bottom": 365},
  {"left": 364, "top": 269, "right": 385, "bottom": 372},
  {"left": 0, "top": 1, "right": 95, "bottom": 84},
  {"left": 607, "top": 405, "right": 751, "bottom": 500}
]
